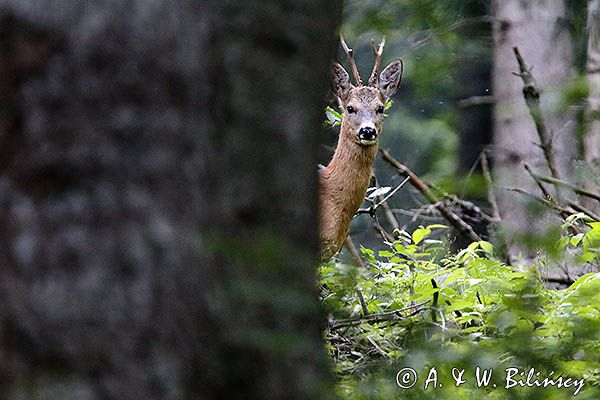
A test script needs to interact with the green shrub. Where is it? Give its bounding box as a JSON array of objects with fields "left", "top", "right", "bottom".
[{"left": 320, "top": 219, "right": 600, "bottom": 399}]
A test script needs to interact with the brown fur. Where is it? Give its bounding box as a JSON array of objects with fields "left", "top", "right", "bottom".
[
  {"left": 319, "top": 53, "right": 402, "bottom": 261},
  {"left": 319, "top": 87, "right": 384, "bottom": 261}
]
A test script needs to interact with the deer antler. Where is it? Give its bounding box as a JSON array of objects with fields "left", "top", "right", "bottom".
[
  {"left": 340, "top": 33, "right": 362, "bottom": 86},
  {"left": 368, "top": 36, "right": 386, "bottom": 87}
]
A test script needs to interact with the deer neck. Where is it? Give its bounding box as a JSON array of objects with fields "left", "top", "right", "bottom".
[
  {"left": 324, "top": 126, "right": 377, "bottom": 208},
  {"left": 319, "top": 122, "right": 378, "bottom": 260}
]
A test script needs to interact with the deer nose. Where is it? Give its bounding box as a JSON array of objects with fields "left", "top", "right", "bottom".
[{"left": 358, "top": 127, "right": 377, "bottom": 142}]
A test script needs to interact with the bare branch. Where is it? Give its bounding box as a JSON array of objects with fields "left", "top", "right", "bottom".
[
  {"left": 526, "top": 167, "right": 600, "bottom": 202},
  {"left": 524, "top": 162, "right": 554, "bottom": 201},
  {"left": 372, "top": 221, "right": 394, "bottom": 243},
  {"left": 328, "top": 300, "right": 430, "bottom": 330},
  {"left": 513, "top": 46, "right": 561, "bottom": 184},
  {"left": 567, "top": 200, "right": 600, "bottom": 222},
  {"left": 380, "top": 149, "right": 483, "bottom": 243},
  {"left": 376, "top": 176, "right": 410, "bottom": 207},
  {"left": 507, "top": 187, "right": 574, "bottom": 215}
]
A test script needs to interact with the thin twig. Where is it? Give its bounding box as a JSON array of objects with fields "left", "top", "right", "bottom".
[
  {"left": 524, "top": 162, "right": 553, "bottom": 201},
  {"left": 522, "top": 164, "right": 599, "bottom": 221},
  {"left": 527, "top": 169, "right": 600, "bottom": 202},
  {"left": 373, "top": 221, "right": 393, "bottom": 243},
  {"left": 567, "top": 201, "right": 600, "bottom": 222},
  {"left": 391, "top": 208, "right": 442, "bottom": 222},
  {"left": 376, "top": 176, "right": 411, "bottom": 207},
  {"left": 480, "top": 152, "right": 500, "bottom": 220},
  {"left": 524, "top": 162, "right": 574, "bottom": 223},
  {"left": 343, "top": 236, "right": 369, "bottom": 316},
  {"left": 375, "top": 178, "right": 408, "bottom": 235},
  {"left": 507, "top": 187, "right": 575, "bottom": 216},
  {"left": 355, "top": 176, "right": 410, "bottom": 218},
  {"left": 380, "top": 200, "right": 400, "bottom": 232}
]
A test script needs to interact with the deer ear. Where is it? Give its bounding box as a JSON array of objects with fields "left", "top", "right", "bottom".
[
  {"left": 331, "top": 62, "right": 352, "bottom": 101},
  {"left": 379, "top": 59, "right": 403, "bottom": 99}
]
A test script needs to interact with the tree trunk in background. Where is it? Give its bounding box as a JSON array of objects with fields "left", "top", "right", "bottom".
[
  {"left": 492, "top": 0, "right": 576, "bottom": 262},
  {"left": 0, "top": 1, "right": 340, "bottom": 399},
  {"left": 584, "top": 0, "right": 600, "bottom": 212}
]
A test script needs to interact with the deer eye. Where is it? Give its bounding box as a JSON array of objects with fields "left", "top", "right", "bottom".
[
  {"left": 376, "top": 105, "right": 384, "bottom": 114},
  {"left": 346, "top": 106, "right": 356, "bottom": 114}
]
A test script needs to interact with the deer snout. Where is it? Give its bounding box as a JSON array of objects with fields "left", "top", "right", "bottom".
[{"left": 357, "top": 127, "right": 378, "bottom": 145}]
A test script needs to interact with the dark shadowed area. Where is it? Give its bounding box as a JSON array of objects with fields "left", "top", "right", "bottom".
[{"left": 0, "top": 1, "right": 340, "bottom": 398}]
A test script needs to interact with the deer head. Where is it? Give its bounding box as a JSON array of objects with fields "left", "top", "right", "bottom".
[{"left": 331, "top": 35, "right": 403, "bottom": 146}]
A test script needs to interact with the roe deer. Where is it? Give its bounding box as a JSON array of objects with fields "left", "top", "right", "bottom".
[{"left": 320, "top": 36, "right": 403, "bottom": 261}]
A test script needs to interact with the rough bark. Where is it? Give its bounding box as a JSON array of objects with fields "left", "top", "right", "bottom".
[
  {"left": 491, "top": 0, "right": 577, "bottom": 261},
  {"left": 0, "top": 1, "right": 340, "bottom": 399}
]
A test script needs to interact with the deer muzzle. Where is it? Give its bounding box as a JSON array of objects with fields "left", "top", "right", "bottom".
[{"left": 357, "top": 127, "right": 378, "bottom": 145}]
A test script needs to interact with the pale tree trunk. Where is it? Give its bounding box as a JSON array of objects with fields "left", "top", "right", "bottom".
[
  {"left": 0, "top": 1, "right": 340, "bottom": 399},
  {"left": 584, "top": 0, "right": 600, "bottom": 210},
  {"left": 492, "top": 0, "right": 577, "bottom": 262}
]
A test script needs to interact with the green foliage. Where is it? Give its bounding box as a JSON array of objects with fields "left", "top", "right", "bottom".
[
  {"left": 320, "top": 222, "right": 600, "bottom": 399},
  {"left": 325, "top": 106, "right": 343, "bottom": 128}
]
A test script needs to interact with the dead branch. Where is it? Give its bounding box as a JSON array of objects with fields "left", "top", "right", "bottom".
[
  {"left": 380, "top": 149, "right": 483, "bottom": 243},
  {"left": 328, "top": 300, "right": 430, "bottom": 330},
  {"left": 372, "top": 221, "right": 394, "bottom": 243},
  {"left": 526, "top": 168, "right": 600, "bottom": 203},
  {"left": 513, "top": 47, "right": 561, "bottom": 183},
  {"left": 524, "top": 162, "right": 553, "bottom": 201},
  {"left": 507, "top": 187, "right": 576, "bottom": 216},
  {"left": 522, "top": 163, "right": 600, "bottom": 221},
  {"left": 375, "top": 178, "right": 404, "bottom": 234},
  {"left": 567, "top": 200, "right": 600, "bottom": 222}
]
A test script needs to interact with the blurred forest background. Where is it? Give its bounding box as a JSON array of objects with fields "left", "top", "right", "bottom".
[{"left": 326, "top": 0, "right": 599, "bottom": 271}]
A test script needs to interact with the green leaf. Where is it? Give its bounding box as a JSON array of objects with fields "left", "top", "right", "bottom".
[
  {"left": 324, "top": 106, "right": 342, "bottom": 127},
  {"left": 478, "top": 241, "right": 493, "bottom": 255},
  {"left": 412, "top": 226, "right": 431, "bottom": 245},
  {"left": 378, "top": 250, "right": 394, "bottom": 258}
]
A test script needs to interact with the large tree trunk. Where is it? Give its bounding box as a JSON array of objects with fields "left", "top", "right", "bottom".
[
  {"left": 0, "top": 1, "right": 340, "bottom": 399},
  {"left": 584, "top": 0, "right": 600, "bottom": 211},
  {"left": 491, "top": 0, "right": 576, "bottom": 261}
]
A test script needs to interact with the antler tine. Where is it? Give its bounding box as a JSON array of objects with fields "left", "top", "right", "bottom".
[
  {"left": 368, "top": 36, "right": 386, "bottom": 87},
  {"left": 340, "top": 33, "right": 362, "bottom": 86}
]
